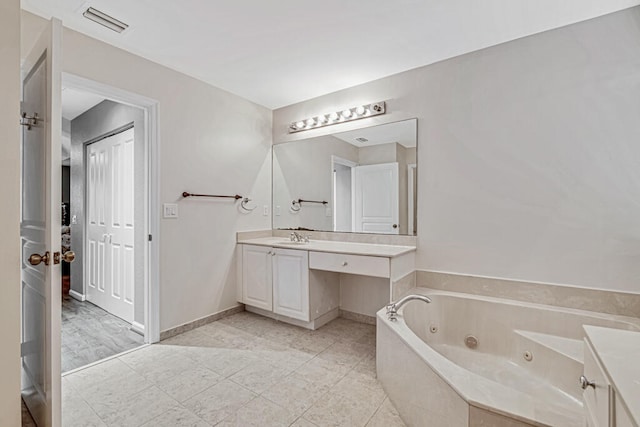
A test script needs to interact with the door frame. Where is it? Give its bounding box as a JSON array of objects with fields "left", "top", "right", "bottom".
[
  {"left": 407, "top": 163, "right": 416, "bottom": 236},
  {"left": 62, "top": 73, "right": 160, "bottom": 344},
  {"left": 330, "top": 155, "right": 357, "bottom": 232}
]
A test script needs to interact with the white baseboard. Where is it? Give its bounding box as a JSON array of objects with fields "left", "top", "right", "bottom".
[
  {"left": 69, "top": 290, "right": 86, "bottom": 302},
  {"left": 130, "top": 321, "right": 145, "bottom": 336}
]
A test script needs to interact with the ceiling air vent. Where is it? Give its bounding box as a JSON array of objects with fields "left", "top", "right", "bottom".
[
  {"left": 83, "top": 7, "right": 129, "bottom": 33},
  {"left": 355, "top": 137, "right": 369, "bottom": 143}
]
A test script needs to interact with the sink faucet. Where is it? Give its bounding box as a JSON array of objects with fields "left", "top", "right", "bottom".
[
  {"left": 386, "top": 294, "right": 432, "bottom": 321},
  {"left": 289, "top": 232, "right": 309, "bottom": 243}
]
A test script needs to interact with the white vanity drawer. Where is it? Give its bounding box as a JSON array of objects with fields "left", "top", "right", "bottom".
[
  {"left": 583, "top": 340, "right": 611, "bottom": 427},
  {"left": 309, "top": 251, "right": 389, "bottom": 278}
]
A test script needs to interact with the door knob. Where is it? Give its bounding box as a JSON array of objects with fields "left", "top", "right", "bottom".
[
  {"left": 53, "top": 251, "right": 75, "bottom": 264},
  {"left": 580, "top": 375, "right": 595, "bottom": 390},
  {"left": 62, "top": 251, "right": 76, "bottom": 263},
  {"left": 392, "top": 224, "right": 398, "bottom": 229},
  {"left": 28, "top": 251, "right": 50, "bottom": 266}
]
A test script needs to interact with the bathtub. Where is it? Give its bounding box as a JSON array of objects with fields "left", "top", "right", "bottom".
[{"left": 376, "top": 288, "right": 640, "bottom": 427}]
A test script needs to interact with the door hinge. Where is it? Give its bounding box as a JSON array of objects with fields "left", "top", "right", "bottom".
[
  {"left": 148, "top": 234, "right": 152, "bottom": 242},
  {"left": 20, "top": 112, "right": 39, "bottom": 130}
]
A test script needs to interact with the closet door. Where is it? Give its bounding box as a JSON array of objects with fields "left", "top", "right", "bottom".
[{"left": 86, "top": 127, "right": 135, "bottom": 323}]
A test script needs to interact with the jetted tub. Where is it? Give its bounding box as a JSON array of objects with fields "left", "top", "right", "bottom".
[{"left": 376, "top": 288, "right": 640, "bottom": 427}]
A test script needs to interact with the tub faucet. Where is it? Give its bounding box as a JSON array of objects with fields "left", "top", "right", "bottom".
[{"left": 386, "top": 294, "right": 432, "bottom": 321}]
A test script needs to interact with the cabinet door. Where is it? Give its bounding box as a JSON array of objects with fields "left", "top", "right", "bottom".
[
  {"left": 273, "top": 248, "right": 309, "bottom": 321},
  {"left": 583, "top": 340, "right": 611, "bottom": 427},
  {"left": 242, "top": 245, "right": 273, "bottom": 311}
]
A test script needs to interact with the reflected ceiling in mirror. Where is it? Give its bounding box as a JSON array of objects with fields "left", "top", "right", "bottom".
[{"left": 273, "top": 119, "right": 417, "bottom": 235}]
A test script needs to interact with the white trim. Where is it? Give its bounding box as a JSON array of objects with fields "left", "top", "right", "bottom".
[
  {"left": 62, "top": 73, "right": 161, "bottom": 344},
  {"left": 408, "top": 163, "right": 416, "bottom": 236},
  {"left": 330, "top": 155, "right": 357, "bottom": 232},
  {"left": 68, "top": 289, "right": 85, "bottom": 302},
  {"left": 61, "top": 344, "right": 149, "bottom": 377},
  {"left": 130, "top": 321, "right": 145, "bottom": 336}
]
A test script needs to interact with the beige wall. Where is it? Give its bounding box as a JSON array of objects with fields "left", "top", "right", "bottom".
[
  {"left": 273, "top": 135, "right": 358, "bottom": 231},
  {"left": 22, "top": 11, "right": 272, "bottom": 332},
  {"left": 0, "top": 1, "right": 22, "bottom": 425},
  {"left": 273, "top": 7, "right": 640, "bottom": 294}
]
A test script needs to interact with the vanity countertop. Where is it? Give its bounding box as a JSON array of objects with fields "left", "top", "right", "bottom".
[
  {"left": 584, "top": 325, "right": 640, "bottom": 424},
  {"left": 237, "top": 236, "right": 416, "bottom": 258}
]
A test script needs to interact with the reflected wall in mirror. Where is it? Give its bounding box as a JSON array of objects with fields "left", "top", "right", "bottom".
[{"left": 273, "top": 119, "right": 417, "bottom": 235}]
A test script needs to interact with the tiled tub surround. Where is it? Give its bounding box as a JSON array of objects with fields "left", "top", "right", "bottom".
[
  {"left": 417, "top": 270, "right": 640, "bottom": 318},
  {"left": 61, "top": 312, "right": 405, "bottom": 427},
  {"left": 377, "top": 288, "right": 640, "bottom": 427}
]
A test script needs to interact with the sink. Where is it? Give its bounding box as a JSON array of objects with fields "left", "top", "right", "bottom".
[{"left": 280, "top": 240, "right": 309, "bottom": 245}]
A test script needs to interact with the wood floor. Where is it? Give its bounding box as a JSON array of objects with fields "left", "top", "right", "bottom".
[
  {"left": 62, "top": 295, "right": 144, "bottom": 373},
  {"left": 21, "top": 399, "right": 36, "bottom": 427}
]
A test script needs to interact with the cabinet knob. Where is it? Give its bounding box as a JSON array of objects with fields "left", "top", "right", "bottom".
[
  {"left": 342, "top": 261, "right": 348, "bottom": 267},
  {"left": 579, "top": 375, "right": 595, "bottom": 390}
]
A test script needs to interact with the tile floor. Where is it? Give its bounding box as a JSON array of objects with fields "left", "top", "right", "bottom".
[
  {"left": 62, "top": 295, "right": 144, "bottom": 373},
  {"left": 60, "top": 312, "right": 406, "bottom": 426}
]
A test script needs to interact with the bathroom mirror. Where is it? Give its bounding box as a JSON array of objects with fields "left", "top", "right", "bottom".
[{"left": 273, "top": 118, "right": 417, "bottom": 235}]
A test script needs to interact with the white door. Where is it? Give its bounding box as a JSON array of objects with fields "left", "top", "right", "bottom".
[
  {"left": 354, "top": 162, "right": 400, "bottom": 234},
  {"left": 86, "top": 127, "right": 135, "bottom": 323},
  {"left": 20, "top": 18, "right": 63, "bottom": 427},
  {"left": 242, "top": 245, "right": 273, "bottom": 311},
  {"left": 273, "top": 248, "right": 309, "bottom": 321}
]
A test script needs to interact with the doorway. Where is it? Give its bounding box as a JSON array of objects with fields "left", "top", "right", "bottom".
[
  {"left": 331, "top": 155, "right": 357, "bottom": 232},
  {"left": 59, "top": 75, "right": 159, "bottom": 373}
]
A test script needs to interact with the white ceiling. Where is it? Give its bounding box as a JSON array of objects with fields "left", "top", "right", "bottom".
[
  {"left": 61, "top": 86, "right": 105, "bottom": 120},
  {"left": 22, "top": 0, "right": 640, "bottom": 109},
  {"left": 334, "top": 120, "right": 416, "bottom": 148}
]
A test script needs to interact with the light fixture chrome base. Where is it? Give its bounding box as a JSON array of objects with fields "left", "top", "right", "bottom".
[{"left": 289, "top": 101, "right": 386, "bottom": 133}]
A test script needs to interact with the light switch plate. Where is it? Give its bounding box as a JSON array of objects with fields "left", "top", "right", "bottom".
[{"left": 163, "top": 203, "right": 178, "bottom": 219}]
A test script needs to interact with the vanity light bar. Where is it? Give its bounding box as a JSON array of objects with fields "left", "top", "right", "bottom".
[{"left": 288, "top": 101, "right": 386, "bottom": 133}]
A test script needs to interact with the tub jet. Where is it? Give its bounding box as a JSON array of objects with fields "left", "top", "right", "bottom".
[{"left": 464, "top": 335, "right": 478, "bottom": 349}]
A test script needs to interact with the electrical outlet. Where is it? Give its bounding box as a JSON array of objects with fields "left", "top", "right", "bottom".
[
  {"left": 163, "top": 203, "right": 178, "bottom": 219},
  {"left": 325, "top": 207, "right": 332, "bottom": 217},
  {"left": 263, "top": 205, "right": 269, "bottom": 216},
  {"left": 275, "top": 205, "right": 281, "bottom": 216}
]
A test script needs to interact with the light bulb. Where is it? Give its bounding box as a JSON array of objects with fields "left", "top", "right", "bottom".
[
  {"left": 356, "top": 106, "right": 366, "bottom": 115},
  {"left": 317, "top": 115, "right": 327, "bottom": 124},
  {"left": 342, "top": 109, "right": 352, "bottom": 119},
  {"left": 306, "top": 118, "right": 316, "bottom": 127},
  {"left": 329, "top": 112, "right": 339, "bottom": 121},
  {"left": 296, "top": 121, "right": 305, "bottom": 129}
]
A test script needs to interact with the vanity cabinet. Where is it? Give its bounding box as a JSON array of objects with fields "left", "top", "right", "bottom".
[
  {"left": 582, "top": 327, "right": 639, "bottom": 427},
  {"left": 241, "top": 245, "right": 273, "bottom": 311},
  {"left": 241, "top": 244, "right": 309, "bottom": 321},
  {"left": 583, "top": 340, "right": 611, "bottom": 427},
  {"left": 237, "top": 236, "right": 416, "bottom": 328},
  {"left": 272, "top": 248, "right": 309, "bottom": 321}
]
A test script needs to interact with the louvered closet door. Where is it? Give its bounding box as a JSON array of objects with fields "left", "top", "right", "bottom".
[{"left": 86, "top": 127, "right": 135, "bottom": 323}]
